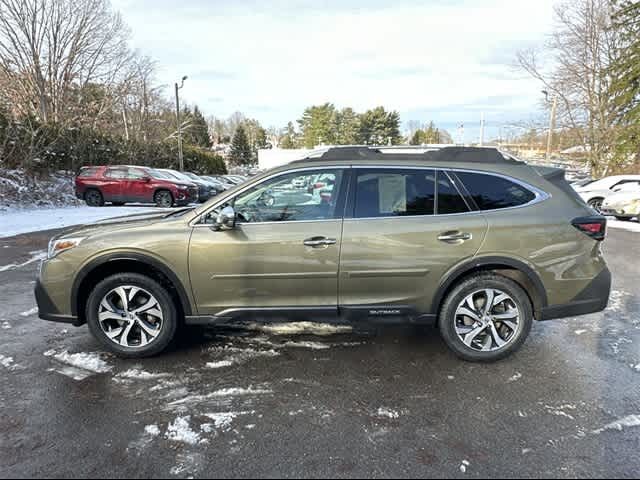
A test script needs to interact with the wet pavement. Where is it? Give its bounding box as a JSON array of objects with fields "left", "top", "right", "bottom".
[{"left": 0, "top": 227, "right": 638, "bottom": 478}]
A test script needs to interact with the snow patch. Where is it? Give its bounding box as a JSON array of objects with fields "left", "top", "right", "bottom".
[
  {"left": 1, "top": 321, "right": 10, "bottom": 329},
  {"left": 608, "top": 218, "right": 640, "bottom": 233},
  {"left": 145, "top": 425, "right": 161, "bottom": 437},
  {"left": 165, "top": 416, "right": 202, "bottom": 445},
  {"left": 460, "top": 460, "right": 470, "bottom": 473},
  {"left": 574, "top": 329, "right": 587, "bottom": 336},
  {"left": 545, "top": 404, "right": 577, "bottom": 421},
  {"left": 167, "top": 386, "right": 272, "bottom": 410},
  {"left": 282, "top": 340, "right": 331, "bottom": 350},
  {"left": 48, "top": 350, "right": 112, "bottom": 374},
  {"left": 19, "top": 307, "right": 39, "bottom": 317},
  {"left": 206, "top": 360, "right": 235, "bottom": 369},
  {"left": 0, "top": 250, "right": 46, "bottom": 272},
  {"left": 0, "top": 206, "right": 164, "bottom": 238},
  {"left": 203, "top": 412, "right": 250, "bottom": 432},
  {"left": 0, "top": 355, "right": 17, "bottom": 370},
  {"left": 508, "top": 372, "right": 523, "bottom": 383},
  {"left": 593, "top": 415, "right": 640, "bottom": 434},
  {"left": 377, "top": 407, "right": 400, "bottom": 419},
  {"left": 248, "top": 321, "right": 352, "bottom": 336},
  {"left": 48, "top": 366, "right": 93, "bottom": 381},
  {"left": 115, "top": 368, "right": 171, "bottom": 381}
]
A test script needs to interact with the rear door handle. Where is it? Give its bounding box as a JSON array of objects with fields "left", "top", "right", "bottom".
[
  {"left": 438, "top": 231, "right": 472, "bottom": 243},
  {"left": 304, "top": 236, "right": 337, "bottom": 247}
]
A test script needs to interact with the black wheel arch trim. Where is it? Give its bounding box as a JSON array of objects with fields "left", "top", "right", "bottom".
[
  {"left": 71, "top": 252, "right": 193, "bottom": 318},
  {"left": 432, "top": 255, "right": 549, "bottom": 316}
]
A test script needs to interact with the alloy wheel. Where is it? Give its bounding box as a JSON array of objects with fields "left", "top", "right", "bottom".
[
  {"left": 589, "top": 198, "right": 603, "bottom": 213},
  {"left": 454, "top": 289, "right": 521, "bottom": 352},
  {"left": 156, "top": 191, "right": 173, "bottom": 208},
  {"left": 98, "top": 286, "right": 164, "bottom": 348}
]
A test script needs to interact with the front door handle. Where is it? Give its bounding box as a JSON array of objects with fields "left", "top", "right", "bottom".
[
  {"left": 304, "top": 236, "right": 337, "bottom": 247},
  {"left": 438, "top": 231, "right": 472, "bottom": 243}
]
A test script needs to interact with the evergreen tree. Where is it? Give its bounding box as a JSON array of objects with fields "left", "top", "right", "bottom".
[
  {"left": 334, "top": 107, "right": 360, "bottom": 145},
  {"left": 358, "top": 107, "right": 402, "bottom": 145},
  {"left": 298, "top": 103, "right": 337, "bottom": 148},
  {"left": 280, "top": 122, "right": 299, "bottom": 149},
  {"left": 229, "top": 125, "right": 253, "bottom": 166},
  {"left": 183, "top": 105, "right": 211, "bottom": 148},
  {"left": 610, "top": 0, "right": 640, "bottom": 166}
]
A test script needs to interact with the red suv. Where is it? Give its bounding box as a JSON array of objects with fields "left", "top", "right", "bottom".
[{"left": 75, "top": 166, "right": 199, "bottom": 208}]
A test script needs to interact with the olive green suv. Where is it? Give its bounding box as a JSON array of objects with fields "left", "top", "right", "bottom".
[{"left": 36, "top": 147, "right": 611, "bottom": 362}]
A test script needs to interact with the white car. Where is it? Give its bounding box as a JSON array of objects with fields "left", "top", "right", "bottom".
[
  {"left": 601, "top": 183, "right": 640, "bottom": 221},
  {"left": 573, "top": 175, "right": 640, "bottom": 212}
]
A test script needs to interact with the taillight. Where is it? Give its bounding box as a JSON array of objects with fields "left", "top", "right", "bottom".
[
  {"left": 572, "top": 216, "right": 607, "bottom": 241},
  {"left": 314, "top": 182, "right": 326, "bottom": 189}
]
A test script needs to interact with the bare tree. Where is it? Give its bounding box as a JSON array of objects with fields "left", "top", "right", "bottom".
[
  {"left": 517, "top": 0, "right": 622, "bottom": 176},
  {"left": 0, "top": 0, "right": 132, "bottom": 125}
]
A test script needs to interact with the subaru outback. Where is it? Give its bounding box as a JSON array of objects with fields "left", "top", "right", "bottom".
[{"left": 37, "top": 147, "right": 611, "bottom": 362}]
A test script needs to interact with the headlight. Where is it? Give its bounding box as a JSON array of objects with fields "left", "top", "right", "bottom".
[
  {"left": 48, "top": 237, "right": 85, "bottom": 259},
  {"left": 177, "top": 185, "right": 188, "bottom": 190}
]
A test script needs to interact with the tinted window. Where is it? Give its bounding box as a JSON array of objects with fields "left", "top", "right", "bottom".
[
  {"left": 127, "top": 168, "right": 147, "bottom": 180},
  {"left": 105, "top": 168, "right": 128, "bottom": 179},
  {"left": 456, "top": 172, "right": 537, "bottom": 210},
  {"left": 230, "top": 169, "right": 344, "bottom": 223},
  {"left": 437, "top": 171, "right": 470, "bottom": 214},
  {"left": 78, "top": 167, "right": 99, "bottom": 178},
  {"left": 354, "top": 169, "right": 435, "bottom": 218}
]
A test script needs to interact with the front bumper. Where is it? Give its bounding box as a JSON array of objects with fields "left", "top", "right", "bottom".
[
  {"left": 538, "top": 267, "right": 611, "bottom": 321},
  {"left": 35, "top": 279, "right": 80, "bottom": 325}
]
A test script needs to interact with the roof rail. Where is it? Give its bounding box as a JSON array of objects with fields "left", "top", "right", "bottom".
[{"left": 291, "top": 145, "right": 525, "bottom": 165}]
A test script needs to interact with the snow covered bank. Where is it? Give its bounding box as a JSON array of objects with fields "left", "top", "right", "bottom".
[
  {"left": 607, "top": 218, "right": 640, "bottom": 233},
  {"left": 0, "top": 205, "right": 159, "bottom": 238}
]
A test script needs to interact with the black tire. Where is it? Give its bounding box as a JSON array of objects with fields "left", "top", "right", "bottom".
[
  {"left": 86, "top": 273, "right": 178, "bottom": 358},
  {"left": 154, "top": 190, "right": 174, "bottom": 208},
  {"left": 588, "top": 197, "right": 604, "bottom": 213},
  {"left": 439, "top": 273, "right": 533, "bottom": 362},
  {"left": 615, "top": 216, "right": 632, "bottom": 222},
  {"left": 85, "top": 189, "right": 104, "bottom": 207},
  {"left": 112, "top": 202, "right": 126, "bottom": 207}
]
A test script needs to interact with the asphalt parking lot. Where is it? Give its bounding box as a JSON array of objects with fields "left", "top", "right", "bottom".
[{"left": 0, "top": 226, "right": 638, "bottom": 478}]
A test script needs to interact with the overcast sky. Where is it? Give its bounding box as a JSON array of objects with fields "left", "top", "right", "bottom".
[{"left": 112, "top": 0, "right": 557, "bottom": 142}]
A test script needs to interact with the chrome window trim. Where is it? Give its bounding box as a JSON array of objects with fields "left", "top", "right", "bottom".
[
  {"left": 190, "top": 165, "right": 349, "bottom": 227},
  {"left": 190, "top": 164, "right": 551, "bottom": 226}
]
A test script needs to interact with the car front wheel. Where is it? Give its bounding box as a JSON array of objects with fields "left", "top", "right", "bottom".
[
  {"left": 154, "top": 190, "right": 174, "bottom": 208},
  {"left": 588, "top": 197, "right": 604, "bottom": 213},
  {"left": 439, "top": 273, "right": 533, "bottom": 362},
  {"left": 86, "top": 273, "right": 178, "bottom": 358},
  {"left": 85, "top": 189, "right": 104, "bottom": 207}
]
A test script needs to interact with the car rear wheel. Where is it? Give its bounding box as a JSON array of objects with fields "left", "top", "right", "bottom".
[
  {"left": 85, "top": 189, "right": 104, "bottom": 207},
  {"left": 439, "top": 273, "right": 533, "bottom": 362},
  {"left": 588, "top": 197, "right": 604, "bottom": 213},
  {"left": 154, "top": 190, "right": 174, "bottom": 208},
  {"left": 86, "top": 273, "right": 178, "bottom": 358}
]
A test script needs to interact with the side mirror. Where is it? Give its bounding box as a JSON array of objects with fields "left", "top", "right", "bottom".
[
  {"left": 143, "top": 176, "right": 152, "bottom": 183},
  {"left": 215, "top": 206, "right": 236, "bottom": 230}
]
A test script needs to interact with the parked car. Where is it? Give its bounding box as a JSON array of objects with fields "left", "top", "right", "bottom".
[
  {"left": 202, "top": 175, "right": 234, "bottom": 191},
  {"left": 573, "top": 175, "right": 640, "bottom": 212},
  {"left": 157, "top": 169, "right": 218, "bottom": 203},
  {"left": 75, "top": 166, "right": 198, "bottom": 208},
  {"left": 601, "top": 183, "right": 640, "bottom": 221},
  {"left": 222, "top": 175, "right": 245, "bottom": 186},
  {"left": 41, "top": 147, "right": 610, "bottom": 362}
]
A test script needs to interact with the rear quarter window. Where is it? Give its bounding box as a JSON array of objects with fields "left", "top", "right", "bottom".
[
  {"left": 455, "top": 172, "right": 537, "bottom": 210},
  {"left": 78, "top": 168, "right": 99, "bottom": 178}
]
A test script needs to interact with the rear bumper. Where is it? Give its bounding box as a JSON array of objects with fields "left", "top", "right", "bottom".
[
  {"left": 35, "top": 279, "right": 80, "bottom": 326},
  {"left": 538, "top": 267, "right": 611, "bottom": 321}
]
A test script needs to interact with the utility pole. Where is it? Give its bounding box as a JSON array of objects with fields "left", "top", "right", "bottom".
[
  {"left": 479, "top": 113, "right": 485, "bottom": 147},
  {"left": 543, "top": 90, "right": 558, "bottom": 162},
  {"left": 175, "top": 76, "right": 188, "bottom": 171}
]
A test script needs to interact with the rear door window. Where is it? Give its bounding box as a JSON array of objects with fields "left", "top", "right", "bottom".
[
  {"left": 78, "top": 167, "right": 99, "bottom": 178},
  {"left": 437, "top": 171, "right": 470, "bottom": 214},
  {"left": 455, "top": 172, "right": 537, "bottom": 210},
  {"left": 353, "top": 169, "right": 436, "bottom": 218},
  {"left": 105, "top": 168, "right": 128, "bottom": 179}
]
